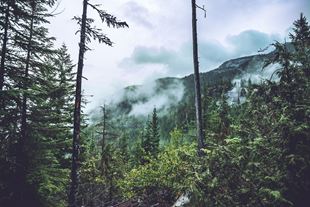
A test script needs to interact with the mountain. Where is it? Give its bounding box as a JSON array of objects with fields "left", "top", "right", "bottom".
[
  {"left": 114, "top": 52, "right": 274, "bottom": 114},
  {"left": 97, "top": 51, "right": 278, "bottom": 141}
]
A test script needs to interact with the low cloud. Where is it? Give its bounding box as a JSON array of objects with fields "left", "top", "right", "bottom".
[
  {"left": 121, "top": 30, "right": 281, "bottom": 78},
  {"left": 227, "top": 30, "right": 280, "bottom": 55},
  {"left": 227, "top": 63, "right": 281, "bottom": 104},
  {"left": 122, "top": 46, "right": 192, "bottom": 77},
  {"left": 107, "top": 78, "right": 185, "bottom": 117},
  {"left": 129, "top": 79, "right": 185, "bottom": 116}
]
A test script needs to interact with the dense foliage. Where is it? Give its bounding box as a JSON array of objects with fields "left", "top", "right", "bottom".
[
  {"left": 100, "top": 14, "right": 310, "bottom": 206},
  {"left": 0, "top": 0, "right": 309, "bottom": 205}
]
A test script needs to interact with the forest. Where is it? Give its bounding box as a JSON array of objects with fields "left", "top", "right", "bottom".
[{"left": 0, "top": 0, "right": 310, "bottom": 207}]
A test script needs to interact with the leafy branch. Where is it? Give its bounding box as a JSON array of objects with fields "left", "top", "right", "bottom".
[
  {"left": 73, "top": 16, "right": 113, "bottom": 46},
  {"left": 87, "top": 2, "right": 129, "bottom": 29}
]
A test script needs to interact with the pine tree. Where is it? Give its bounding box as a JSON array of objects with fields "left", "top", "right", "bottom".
[
  {"left": 289, "top": 13, "right": 310, "bottom": 77},
  {"left": 69, "top": 1, "right": 128, "bottom": 206},
  {"left": 289, "top": 13, "right": 310, "bottom": 48},
  {"left": 142, "top": 107, "right": 160, "bottom": 157},
  {"left": 150, "top": 107, "right": 160, "bottom": 155},
  {"left": 283, "top": 14, "right": 310, "bottom": 207},
  {"left": 261, "top": 14, "right": 310, "bottom": 206},
  {"left": 218, "top": 93, "right": 230, "bottom": 141},
  {"left": 0, "top": 0, "right": 79, "bottom": 206},
  {"left": 0, "top": 0, "right": 30, "bottom": 163},
  {"left": 31, "top": 44, "right": 75, "bottom": 206},
  {"left": 11, "top": 0, "right": 57, "bottom": 205}
]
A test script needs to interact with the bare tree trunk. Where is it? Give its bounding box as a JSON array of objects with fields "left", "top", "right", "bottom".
[
  {"left": 69, "top": 0, "right": 88, "bottom": 206},
  {"left": 191, "top": 0, "right": 205, "bottom": 155},
  {"left": 0, "top": 3, "right": 10, "bottom": 91}
]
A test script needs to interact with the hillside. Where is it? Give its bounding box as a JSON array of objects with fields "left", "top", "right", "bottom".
[
  {"left": 1, "top": 1, "right": 309, "bottom": 206},
  {"left": 113, "top": 52, "right": 272, "bottom": 115},
  {"left": 95, "top": 52, "right": 277, "bottom": 142}
]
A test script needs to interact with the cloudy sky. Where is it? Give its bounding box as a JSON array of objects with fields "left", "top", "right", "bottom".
[{"left": 48, "top": 0, "right": 310, "bottom": 111}]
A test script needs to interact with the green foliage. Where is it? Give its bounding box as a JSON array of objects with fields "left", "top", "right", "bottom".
[
  {"left": 0, "top": 4, "right": 309, "bottom": 207},
  {"left": 119, "top": 131, "right": 289, "bottom": 206},
  {"left": 119, "top": 135, "right": 197, "bottom": 206},
  {"left": 0, "top": 19, "right": 75, "bottom": 205},
  {"left": 142, "top": 107, "right": 160, "bottom": 157},
  {"left": 116, "top": 14, "right": 310, "bottom": 206}
]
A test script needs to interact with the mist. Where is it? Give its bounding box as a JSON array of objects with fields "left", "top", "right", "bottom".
[
  {"left": 227, "top": 62, "right": 280, "bottom": 104},
  {"left": 128, "top": 79, "right": 185, "bottom": 116}
]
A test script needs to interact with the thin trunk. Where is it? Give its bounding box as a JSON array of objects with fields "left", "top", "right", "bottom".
[
  {"left": 101, "top": 105, "right": 106, "bottom": 176},
  {"left": 102, "top": 105, "right": 106, "bottom": 157},
  {"left": 69, "top": 0, "right": 88, "bottom": 206},
  {"left": 14, "top": 2, "right": 35, "bottom": 204},
  {"left": 0, "top": 3, "right": 10, "bottom": 91},
  {"left": 101, "top": 105, "right": 113, "bottom": 202},
  {"left": 191, "top": 0, "right": 205, "bottom": 155}
]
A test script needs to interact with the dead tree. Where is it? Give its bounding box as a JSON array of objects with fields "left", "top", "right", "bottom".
[{"left": 191, "top": 0, "right": 206, "bottom": 156}]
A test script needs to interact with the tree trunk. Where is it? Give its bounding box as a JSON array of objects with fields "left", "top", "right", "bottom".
[
  {"left": 101, "top": 105, "right": 113, "bottom": 202},
  {"left": 69, "top": 0, "right": 88, "bottom": 206},
  {"left": 101, "top": 105, "right": 106, "bottom": 176},
  {"left": 0, "top": 3, "right": 10, "bottom": 91},
  {"left": 191, "top": 0, "right": 205, "bottom": 155},
  {"left": 14, "top": 2, "right": 35, "bottom": 205}
]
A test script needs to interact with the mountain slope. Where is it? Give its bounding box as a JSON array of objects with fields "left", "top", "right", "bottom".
[
  {"left": 114, "top": 52, "right": 274, "bottom": 116},
  {"left": 96, "top": 52, "right": 278, "bottom": 140}
]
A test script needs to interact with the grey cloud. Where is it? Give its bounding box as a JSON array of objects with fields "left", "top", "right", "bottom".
[
  {"left": 121, "top": 46, "right": 192, "bottom": 76},
  {"left": 198, "top": 41, "right": 231, "bottom": 66},
  {"left": 122, "top": 1, "right": 153, "bottom": 28},
  {"left": 227, "top": 30, "right": 280, "bottom": 55},
  {"left": 121, "top": 30, "right": 281, "bottom": 77},
  {"left": 133, "top": 47, "right": 174, "bottom": 64}
]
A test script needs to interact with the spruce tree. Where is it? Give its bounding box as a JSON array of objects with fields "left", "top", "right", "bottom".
[
  {"left": 289, "top": 13, "right": 310, "bottom": 48},
  {"left": 263, "top": 13, "right": 310, "bottom": 206},
  {"left": 142, "top": 107, "right": 160, "bottom": 157},
  {"left": 10, "top": 0, "right": 56, "bottom": 205},
  {"left": 27, "top": 47, "right": 75, "bottom": 206},
  {"left": 0, "top": 0, "right": 78, "bottom": 206}
]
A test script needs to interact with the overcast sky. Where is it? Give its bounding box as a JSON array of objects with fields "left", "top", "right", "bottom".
[{"left": 48, "top": 0, "right": 310, "bottom": 111}]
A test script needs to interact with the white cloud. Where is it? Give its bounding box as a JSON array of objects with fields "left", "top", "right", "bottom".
[
  {"left": 121, "top": 30, "right": 281, "bottom": 78},
  {"left": 122, "top": 1, "right": 153, "bottom": 28},
  {"left": 47, "top": 0, "right": 310, "bottom": 112},
  {"left": 126, "top": 79, "right": 185, "bottom": 116}
]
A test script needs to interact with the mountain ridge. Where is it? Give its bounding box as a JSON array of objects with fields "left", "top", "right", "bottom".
[{"left": 107, "top": 51, "right": 276, "bottom": 120}]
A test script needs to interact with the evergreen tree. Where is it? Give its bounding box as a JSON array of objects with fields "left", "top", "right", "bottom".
[
  {"left": 69, "top": 1, "right": 128, "bottom": 206},
  {"left": 289, "top": 13, "right": 310, "bottom": 48},
  {"left": 142, "top": 108, "right": 160, "bottom": 157},
  {"left": 254, "top": 13, "right": 310, "bottom": 206},
  {"left": 0, "top": 0, "right": 32, "bottom": 174},
  {"left": 11, "top": 1, "right": 57, "bottom": 205},
  {"left": 0, "top": 1, "right": 75, "bottom": 204},
  {"left": 21, "top": 44, "right": 75, "bottom": 206},
  {"left": 218, "top": 93, "right": 230, "bottom": 141}
]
